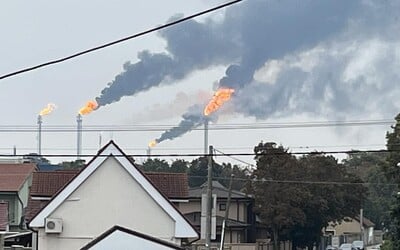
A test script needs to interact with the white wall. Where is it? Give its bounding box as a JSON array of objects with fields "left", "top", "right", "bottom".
[{"left": 37, "top": 157, "right": 177, "bottom": 250}]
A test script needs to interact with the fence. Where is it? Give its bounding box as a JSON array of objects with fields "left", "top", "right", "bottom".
[{"left": 191, "top": 241, "right": 292, "bottom": 250}]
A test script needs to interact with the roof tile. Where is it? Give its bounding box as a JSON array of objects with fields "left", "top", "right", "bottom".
[
  {"left": 146, "top": 172, "right": 189, "bottom": 198},
  {"left": 0, "top": 163, "right": 36, "bottom": 192}
]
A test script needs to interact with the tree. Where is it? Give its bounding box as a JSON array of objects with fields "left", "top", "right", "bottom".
[
  {"left": 290, "top": 154, "right": 366, "bottom": 249},
  {"left": 170, "top": 159, "right": 189, "bottom": 173},
  {"left": 141, "top": 158, "right": 170, "bottom": 172},
  {"left": 383, "top": 113, "right": 400, "bottom": 246},
  {"left": 187, "top": 157, "right": 224, "bottom": 187},
  {"left": 342, "top": 152, "right": 394, "bottom": 230},
  {"left": 220, "top": 162, "right": 251, "bottom": 191},
  {"left": 60, "top": 159, "right": 85, "bottom": 169},
  {"left": 251, "top": 142, "right": 308, "bottom": 250}
]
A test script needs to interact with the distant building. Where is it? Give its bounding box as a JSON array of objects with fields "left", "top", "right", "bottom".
[
  {"left": 325, "top": 216, "right": 376, "bottom": 245},
  {"left": 177, "top": 180, "right": 256, "bottom": 245}
]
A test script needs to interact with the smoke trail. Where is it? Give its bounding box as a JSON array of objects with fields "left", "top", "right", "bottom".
[
  {"left": 95, "top": 0, "right": 363, "bottom": 107},
  {"left": 97, "top": 0, "right": 400, "bottom": 143},
  {"left": 154, "top": 104, "right": 205, "bottom": 144}
]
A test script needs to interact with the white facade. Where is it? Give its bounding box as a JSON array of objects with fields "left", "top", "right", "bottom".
[{"left": 29, "top": 142, "right": 197, "bottom": 250}]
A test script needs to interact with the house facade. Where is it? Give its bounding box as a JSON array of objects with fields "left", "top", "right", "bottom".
[
  {"left": 28, "top": 141, "right": 198, "bottom": 250},
  {"left": 0, "top": 163, "right": 36, "bottom": 231},
  {"left": 177, "top": 181, "right": 256, "bottom": 245},
  {"left": 325, "top": 216, "right": 375, "bottom": 246}
]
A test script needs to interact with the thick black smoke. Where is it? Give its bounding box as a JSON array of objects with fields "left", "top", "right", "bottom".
[
  {"left": 154, "top": 105, "right": 205, "bottom": 144},
  {"left": 96, "top": 0, "right": 363, "bottom": 106},
  {"left": 96, "top": 0, "right": 400, "bottom": 142}
]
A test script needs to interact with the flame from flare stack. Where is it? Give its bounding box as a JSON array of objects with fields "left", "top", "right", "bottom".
[
  {"left": 148, "top": 140, "right": 157, "bottom": 148},
  {"left": 79, "top": 100, "right": 98, "bottom": 115},
  {"left": 204, "top": 88, "right": 235, "bottom": 116},
  {"left": 39, "top": 103, "right": 56, "bottom": 116}
]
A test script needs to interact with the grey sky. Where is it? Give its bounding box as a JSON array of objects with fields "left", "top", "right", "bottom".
[{"left": 0, "top": 0, "right": 399, "bottom": 165}]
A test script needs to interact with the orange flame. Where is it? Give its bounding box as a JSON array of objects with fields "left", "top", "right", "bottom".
[
  {"left": 39, "top": 103, "right": 56, "bottom": 116},
  {"left": 79, "top": 100, "right": 98, "bottom": 115},
  {"left": 204, "top": 88, "right": 235, "bottom": 116},
  {"left": 148, "top": 140, "right": 157, "bottom": 148}
]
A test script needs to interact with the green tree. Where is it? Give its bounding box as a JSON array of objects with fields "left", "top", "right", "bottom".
[
  {"left": 141, "top": 158, "right": 170, "bottom": 172},
  {"left": 290, "top": 154, "right": 366, "bottom": 249},
  {"left": 342, "top": 152, "right": 394, "bottom": 230},
  {"left": 220, "top": 162, "right": 250, "bottom": 191},
  {"left": 187, "top": 157, "right": 224, "bottom": 187},
  {"left": 170, "top": 159, "right": 189, "bottom": 173},
  {"left": 60, "top": 159, "right": 85, "bottom": 169},
  {"left": 251, "top": 142, "right": 308, "bottom": 250},
  {"left": 383, "top": 113, "right": 400, "bottom": 247}
]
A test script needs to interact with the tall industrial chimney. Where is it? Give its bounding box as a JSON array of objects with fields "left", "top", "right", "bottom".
[
  {"left": 77, "top": 114, "right": 82, "bottom": 159},
  {"left": 204, "top": 118, "right": 209, "bottom": 155},
  {"left": 37, "top": 115, "right": 42, "bottom": 155}
]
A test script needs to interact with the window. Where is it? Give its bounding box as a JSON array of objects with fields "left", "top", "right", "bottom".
[{"left": 219, "top": 203, "right": 226, "bottom": 211}]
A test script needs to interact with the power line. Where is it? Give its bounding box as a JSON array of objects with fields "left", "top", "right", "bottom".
[
  {"left": 0, "top": 0, "right": 243, "bottom": 80},
  {"left": 0, "top": 119, "right": 394, "bottom": 132},
  {"left": 214, "top": 147, "right": 255, "bottom": 167},
  {"left": 0, "top": 148, "right": 396, "bottom": 158},
  {"left": 192, "top": 175, "right": 399, "bottom": 187}
]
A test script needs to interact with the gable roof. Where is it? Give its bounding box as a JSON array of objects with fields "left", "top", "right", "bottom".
[
  {"left": 80, "top": 225, "right": 184, "bottom": 250},
  {"left": 29, "top": 141, "right": 198, "bottom": 238},
  {"left": 0, "top": 163, "right": 36, "bottom": 192},
  {"left": 0, "top": 201, "right": 8, "bottom": 231}
]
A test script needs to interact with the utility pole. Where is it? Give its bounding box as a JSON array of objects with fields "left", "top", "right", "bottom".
[
  {"left": 220, "top": 174, "right": 234, "bottom": 250},
  {"left": 205, "top": 145, "right": 213, "bottom": 250}
]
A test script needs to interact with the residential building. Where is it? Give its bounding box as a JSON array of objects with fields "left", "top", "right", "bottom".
[
  {"left": 325, "top": 216, "right": 375, "bottom": 246},
  {"left": 178, "top": 180, "right": 256, "bottom": 245},
  {"left": 0, "top": 163, "right": 36, "bottom": 231},
  {"left": 28, "top": 141, "right": 198, "bottom": 250}
]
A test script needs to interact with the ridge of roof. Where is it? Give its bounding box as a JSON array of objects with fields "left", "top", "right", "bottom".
[{"left": 29, "top": 141, "right": 198, "bottom": 239}]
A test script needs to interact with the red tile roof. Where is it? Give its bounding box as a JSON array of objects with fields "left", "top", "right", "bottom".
[
  {"left": 0, "top": 163, "right": 36, "bottom": 192},
  {"left": 146, "top": 172, "right": 189, "bottom": 198},
  {"left": 30, "top": 170, "right": 80, "bottom": 196},
  {"left": 0, "top": 201, "right": 8, "bottom": 231},
  {"left": 26, "top": 170, "right": 80, "bottom": 221}
]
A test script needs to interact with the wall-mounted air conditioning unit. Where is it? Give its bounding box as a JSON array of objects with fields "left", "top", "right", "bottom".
[{"left": 45, "top": 218, "right": 63, "bottom": 233}]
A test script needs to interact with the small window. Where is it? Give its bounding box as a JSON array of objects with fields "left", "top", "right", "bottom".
[{"left": 219, "top": 203, "right": 226, "bottom": 211}]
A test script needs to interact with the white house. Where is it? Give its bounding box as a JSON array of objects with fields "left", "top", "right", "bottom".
[{"left": 29, "top": 141, "right": 198, "bottom": 250}]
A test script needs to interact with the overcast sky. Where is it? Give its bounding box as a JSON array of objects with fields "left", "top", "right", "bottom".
[{"left": 1, "top": 0, "right": 399, "bottom": 166}]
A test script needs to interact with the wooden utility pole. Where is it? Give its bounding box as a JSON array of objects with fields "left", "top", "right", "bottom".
[
  {"left": 205, "top": 145, "right": 213, "bottom": 250},
  {"left": 220, "top": 174, "right": 234, "bottom": 250}
]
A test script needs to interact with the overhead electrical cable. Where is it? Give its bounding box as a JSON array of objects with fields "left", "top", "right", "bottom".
[
  {"left": 0, "top": 0, "right": 243, "bottom": 80},
  {"left": 0, "top": 118, "right": 394, "bottom": 132},
  {"left": 0, "top": 148, "right": 397, "bottom": 158}
]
